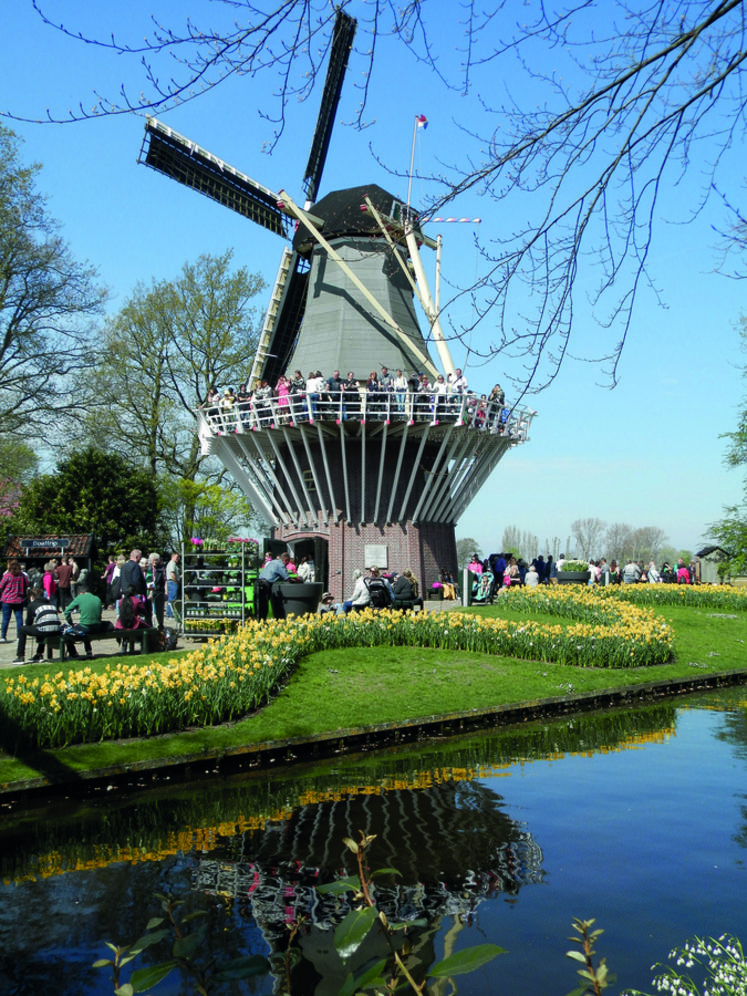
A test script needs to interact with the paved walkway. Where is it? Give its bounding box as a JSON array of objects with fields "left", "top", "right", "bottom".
[{"left": 0, "top": 597, "right": 460, "bottom": 669}]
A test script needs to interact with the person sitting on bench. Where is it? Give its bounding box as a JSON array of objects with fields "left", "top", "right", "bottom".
[{"left": 64, "top": 585, "right": 112, "bottom": 660}]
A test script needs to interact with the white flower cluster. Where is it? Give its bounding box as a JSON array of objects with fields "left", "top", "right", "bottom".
[{"left": 623, "top": 934, "right": 747, "bottom": 996}]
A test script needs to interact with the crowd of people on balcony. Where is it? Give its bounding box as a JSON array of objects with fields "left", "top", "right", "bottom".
[{"left": 198, "top": 365, "right": 527, "bottom": 436}]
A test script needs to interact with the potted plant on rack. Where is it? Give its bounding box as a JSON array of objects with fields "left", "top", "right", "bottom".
[{"left": 557, "top": 559, "right": 591, "bottom": 584}]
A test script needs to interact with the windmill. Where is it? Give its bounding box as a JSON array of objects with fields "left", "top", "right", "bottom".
[{"left": 137, "top": 8, "right": 536, "bottom": 598}]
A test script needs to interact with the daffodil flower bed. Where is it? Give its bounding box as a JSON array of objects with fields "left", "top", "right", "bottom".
[
  {"left": 1, "top": 592, "right": 674, "bottom": 750},
  {"left": 596, "top": 582, "right": 747, "bottom": 610}
]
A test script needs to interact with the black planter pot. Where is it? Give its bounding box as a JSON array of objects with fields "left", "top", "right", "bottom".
[
  {"left": 275, "top": 581, "right": 325, "bottom": 617},
  {"left": 557, "top": 571, "right": 591, "bottom": 584}
]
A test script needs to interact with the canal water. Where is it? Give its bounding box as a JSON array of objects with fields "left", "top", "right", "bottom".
[{"left": 1, "top": 686, "right": 746, "bottom": 995}]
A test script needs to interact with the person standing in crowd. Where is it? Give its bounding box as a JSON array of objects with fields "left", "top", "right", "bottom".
[
  {"left": 525, "top": 563, "right": 540, "bottom": 587},
  {"left": 379, "top": 365, "right": 394, "bottom": 417},
  {"left": 120, "top": 548, "right": 151, "bottom": 624},
  {"left": 257, "top": 551, "right": 295, "bottom": 620},
  {"left": 325, "top": 369, "right": 344, "bottom": 420},
  {"left": 297, "top": 554, "right": 315, "bottom": 583},
  {"left": 343, "top": 371, "right": 359, "bottom": 419},
  {"left": 276, "top": 374, "right": 291, "bottom": 423},
  {"left": 67, "top": 556, "right": 81, "bottom": 598},
  {"left": 622, "top": 558, "right": 641, "bottom": 583},
  {"left": 165, "top": 552, "right": 181, "bottom": 619},
  {"left": 147, "top": 552, "right": 167, "bottom": 629},
  {"left": 0, "top": 560, "right": 30, "bottom": 644},
  {"left": 13, "top": 586, "right": 61, "bottom": 664},
  {"left": 43, "top": 560, "right": 58, "bottom": 605},
  {"left": 54, "top": 554, "right": 74, "bottom": 612},
  {"left": 366, "top": 370, "right": 381, "bottom": 417},
  {"left": 102, "top": 554, "right": 117, "bottom": 608},
  {"left": 452, "top": 367, "right": 468, "bottom": 395},
  {"left": 393, "top": 368, "right": 408, "bottom": 415},
  {"left": 288, "top": 369, "right": 306, "bottom": 423},
  {"left": 598, "top": 557, "right": 611, "bottom": 585},
  {"left": 236, "top": 382, "right": 252, "bottom": 427},
  {"left": 431, "top": 373, "right": 448, "bottom": 421}
]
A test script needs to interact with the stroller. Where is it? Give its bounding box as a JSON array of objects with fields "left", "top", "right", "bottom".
[{"left": 471, "top": 570, "right": 496, "bottom": 604}]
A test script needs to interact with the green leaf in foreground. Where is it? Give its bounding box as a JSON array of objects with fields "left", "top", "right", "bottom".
[
  {"left": 317, "top": 875, "right": 361, "bottom": 895},
  {"left": 334, "top": 907, "right": 378, "bottom": 961},
  {"left": 339, "top": 958, "right": 389, "bottom": 996},
  {"left": 213, "top": 954, "right": 271, "bottom": 981},
  {"left": 130, "top": 929, "right": 171, "bottom": 954},
  {"left": 429, "top": 943, "right": 506, "bottom": 978},
  {"left": 128, "top": 960, "right": 178, "bottom": 993}
]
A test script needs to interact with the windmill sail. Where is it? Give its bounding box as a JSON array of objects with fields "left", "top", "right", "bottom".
[
  {"left": 139, "top": 119, "right": 288, "bottom": 236},
  {"left": 302, "top": 10, "right": 357, "bottom": 203}
]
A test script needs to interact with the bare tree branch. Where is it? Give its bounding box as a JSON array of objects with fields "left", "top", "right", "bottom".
[{"left": 3, "top": 0, "right": 745, "bottom": 394}]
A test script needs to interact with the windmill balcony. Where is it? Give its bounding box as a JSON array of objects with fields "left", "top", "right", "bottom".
[
  {"left": 196, "top": 388, "right": 536, "bottom": 533},
  {"left": 200, "top": 389, "right": 535, "bottom": 441}
]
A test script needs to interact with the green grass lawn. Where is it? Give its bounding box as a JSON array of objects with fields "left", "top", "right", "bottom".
[{"left": 1, "top": 602, "right": 745, "bottom": 790}]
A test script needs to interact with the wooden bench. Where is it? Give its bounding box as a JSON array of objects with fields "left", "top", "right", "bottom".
[{"left": 41, "top": 627, "right": 162, "bottom": 660}]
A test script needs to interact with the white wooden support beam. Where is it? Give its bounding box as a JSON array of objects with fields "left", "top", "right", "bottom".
[
  {"left": 411, "top": 423, "right": 458, "bottom": 523},
  {"left": 315, "top": 423, "right": 340, "bottom": 523},
  {"left": 299, "top": 429, "right": 331, "bottom": 524},
  {"left": 240, "top": 431, "right": 297, "bottom": 526},
  {"left": 372, "top": 421, "right": 388, "bottom": 524},
  {"left": 212, "top": 437, "right": 275, "bottom": 527},
  {"left": 386, "top": 422, "right": 410, "bottom": 524},
  {"left": 231, "top": 435, "right": 284, "bottom": 522},
  {"left": 263, "top": 430, "right": 307, "bottom": 527},
  {"left": 338, "top": 421, "right": 352, "bottom": 525},
  {"left": 279, "top": 428, "right": 317, "bottom": 529},
  {"left": 397, "top": 426, "right": 432, "bottom": 522}
]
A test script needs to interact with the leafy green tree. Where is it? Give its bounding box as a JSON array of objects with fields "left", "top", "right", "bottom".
[
  {"left": 7, "top": 447, "right": 166, "bottom": 554},
  {"left": 0, "top": 124, "right": 104, "bottom": 435},
  {"left": 73, "top": 251, "right": 264, "bottom": 542},
  {"left": 0, "top": 438, "right": 38, "bottom": 517},
  {"left": 456, "top": 536, "right": 480, "bottom": 567},
  {"left": 0, "top": 438, "right": 38, "bottom": 488},
  {"left": 161, "top": 479, "right": 255, "bottom": 548}
]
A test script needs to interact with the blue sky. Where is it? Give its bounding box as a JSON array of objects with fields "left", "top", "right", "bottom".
[{"left": 3, "top": 2, "right": 746, "bottom": 555}]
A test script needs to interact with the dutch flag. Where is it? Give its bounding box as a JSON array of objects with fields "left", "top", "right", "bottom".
[{"left": 416, "top": 114, "right": 428, "bottom": 129}]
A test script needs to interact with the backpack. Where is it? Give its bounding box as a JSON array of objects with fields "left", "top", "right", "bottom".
[
  {"left": 365, "top": 577, "right": 393, "bottom": 609},
  {"left": 161, "top": 627, "right": 179, "bottom": 651},
  {"left": 110, "top": 574, "right": 122, "bottom": 601}
]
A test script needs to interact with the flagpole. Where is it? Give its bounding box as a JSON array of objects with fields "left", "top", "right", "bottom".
[{"left": 407, "top": 116, "right": 418, "bottom": 208}]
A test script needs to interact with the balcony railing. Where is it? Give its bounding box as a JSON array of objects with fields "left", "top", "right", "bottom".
[{"left": 199, "top": 389, "right": 535, "bottom": 442}]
